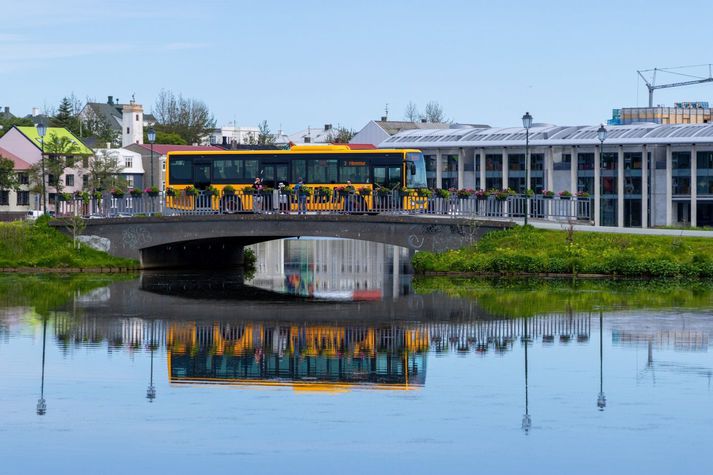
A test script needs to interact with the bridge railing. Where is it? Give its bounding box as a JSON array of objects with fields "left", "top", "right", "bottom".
[{"left": 55, "top": 190, "right": 593, "bottom": 223}]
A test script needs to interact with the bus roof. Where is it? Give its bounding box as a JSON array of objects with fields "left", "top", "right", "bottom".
[{"left": 165, "top": 145, "right": 422, "bottom": 157}]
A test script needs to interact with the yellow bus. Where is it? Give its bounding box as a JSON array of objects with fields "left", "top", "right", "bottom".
[{"left": 164, "top": 144, "right": 427, "bottom": 212}]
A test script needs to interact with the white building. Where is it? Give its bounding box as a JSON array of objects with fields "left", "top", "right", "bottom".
[
  {"left": 288, "top": 124, "right": 341, "bottom": 144},
  {"left": 92, "top": 147, "right": 145, "bottom": 190},
  {"left": 351, "top": 119, "right": 449, "bottom": 146},
  {"left": 207, "top": 125, "right": 260, "bottom": 147},
  {"left": 380, "top": 122, "right": 713, "bottom": 228}
]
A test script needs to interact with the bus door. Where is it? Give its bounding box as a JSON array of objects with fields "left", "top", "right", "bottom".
[
  {"left": 373, "top": 165, "right": 401, "bottom": 189},
  {"left": 193, "top": 161, "right": 211, "bottom": 189},
  {"left": 262, "top": 163, "right": 289, "bottom": 188}
]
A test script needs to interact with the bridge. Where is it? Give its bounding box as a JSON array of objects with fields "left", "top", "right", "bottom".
[{"left": 67, "top": 213, "right": 512, "bottom": 268}]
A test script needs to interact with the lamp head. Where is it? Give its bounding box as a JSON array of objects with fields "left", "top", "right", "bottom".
[
  {"left": 147, "top": 127, "right": 156, "bottom": 144},
  {"left": 597, "top": 124, "right": 608, "bottom": 143},
  {"left": 36, "top": 122, "right": 46, "bottom": 138},
  {"left": 522, "top": 112, "right": 533, "bottom": 130}
]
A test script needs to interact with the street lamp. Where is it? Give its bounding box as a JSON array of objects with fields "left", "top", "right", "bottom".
[
  {"left": 36, "top": 122, "right": 47, "bottom": 214},
  {"left": 147, "top": 127, "right": 156, "bottom": 189},
  {"left": 597, "top": 310, "right": 607, "bottom": 411},
  {"left": 521, "top": 112, "right": 533, "bottom": 226}
]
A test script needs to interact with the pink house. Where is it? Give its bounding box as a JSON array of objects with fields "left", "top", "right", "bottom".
[{"left": 0, "top": 126, "right": 93, "bottom": 213}]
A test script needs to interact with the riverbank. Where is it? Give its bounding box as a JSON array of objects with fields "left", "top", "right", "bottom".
[
  {"left": 412, "top": 226, "right": 713, "bottom": 278},
  {"left": 0, "top": 218, "right": 138, "bottom": 270}
]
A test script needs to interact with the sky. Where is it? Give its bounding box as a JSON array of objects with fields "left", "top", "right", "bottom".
[{"left": 3, "top": 0, "right": 713, "bottom": 133}]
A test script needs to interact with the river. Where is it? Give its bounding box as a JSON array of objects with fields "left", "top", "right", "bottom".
[{"left": 1, "top": 238, "right": 712, "bottom": 474}]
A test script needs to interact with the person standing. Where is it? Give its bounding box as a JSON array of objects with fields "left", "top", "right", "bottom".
[
  {"left": 253, "top": 177, "right": 263, "bottom": 212},
  {"left": 295, "top": 177, "right": 307, "bottom": 215}
]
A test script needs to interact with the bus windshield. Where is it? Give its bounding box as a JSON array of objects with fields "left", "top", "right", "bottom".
[{"left": 406, "top": 152, "right": 427, "bottom": 189}]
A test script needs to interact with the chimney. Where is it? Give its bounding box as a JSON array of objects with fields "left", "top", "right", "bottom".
[
  {"left": 107, "top": 95, "right": 114, "bottom": 105},
  {"left": 31, "top": 107, "right": 39, "bottom": 117},
  {"left": 3, "top": 106, "right": 9, "bottom": 114},
  {"left": 222, "top": 136, "right": 227, "bottom": 145},
  {"left": 421, "top": 118, "right": 427, "bottom": 123},
  {"left": 324, "top": 123, "right": 332, "bottom": 131},
  {"left": 380, "top": 116, "right": 387, "bottom": 121}
]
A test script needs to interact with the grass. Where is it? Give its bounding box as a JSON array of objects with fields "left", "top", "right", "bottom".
[
  {"left": 0, "top": 217, "right": 137, "bottom": 269},
  {"left": 413, "top": 276, "right": 713, "bottom": 317},
  {"left": 412, "top": 225, "right": 713, "bottom": 277},
  {"left": 0, "top": 273, "right": 136, "bottom": 317}
]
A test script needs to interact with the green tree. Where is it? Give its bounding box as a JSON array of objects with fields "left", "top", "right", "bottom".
[
  {"left": 257, "top": 120, "right": 275, "bottom": 145},
  {"left": 83, "top": 110, "right": 120, "bottom": 146},
  {"left": 143, "top": 129, "right": 187, "bottom": 145},
  {"left": 325, "top": 126, "right": 355, "bottom": 144},
  {"left": 0, "top": 155, "right": 20, "bottom": 191},
  {"left": 87, "top": 150, "right": 127, "bottom": 192},
  {"left": 152, "top": 89, "right": 216, "bottom": 144},
  {"left": 0, "top": 117, "right": 34, "bottom": 138},
  {"left": 51, "top": 96, "right": 82, "bottom": 136}
]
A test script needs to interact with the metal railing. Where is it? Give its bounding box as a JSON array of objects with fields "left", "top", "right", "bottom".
[{"left": 55, "top": 191, "right": 593, "bottom": 223}]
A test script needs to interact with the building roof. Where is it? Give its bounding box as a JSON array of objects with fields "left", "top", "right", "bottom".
[
  {"left": 0, "top": 107, "right": 15, "bottom": 120},
  {"left": 379, "top": 122, "right": 713, "bottom": 148},
  {"left": 0, "top": 146, "right": 32, "bottom": 170},
  {"left": 130, "top": 144, "right": 222, "bottom": 155},
  {"left": 83, "top": 102, "right": 156, "bottom": 131},
  {"left": 16, "top": 126, "right": 93, "bottom": 155},
  {"left": 373, "top": 120, "right": 450, "bottom": 136}
]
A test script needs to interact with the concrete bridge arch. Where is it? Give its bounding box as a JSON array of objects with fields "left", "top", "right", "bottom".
[{"left": 70, "top": 214, "right": 512, "bottom": 269}]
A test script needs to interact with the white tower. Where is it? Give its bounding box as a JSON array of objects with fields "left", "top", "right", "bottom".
[{"left": 122, "top": 98, "right": 144, "bottom": 147}]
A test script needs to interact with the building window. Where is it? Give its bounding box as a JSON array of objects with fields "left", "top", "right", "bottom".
[
  {"left": 126, "top": 127, "right": 130, "bottom": 134},
  {"left": 127, "top": 176, "right": 134, "bottom": 188},
  {"left": 136, "top": 114, "right": 139, "bottom": 121},
  {"left": 16, "top": 191, "right": 29, "bottom": 206},
  {"left": 65, "top": 174, "right": 75, "bottom": 187},
  {"left": 17, "top": 172, "right": 29, "bottom": 185},
  {"left": 124, "top": 156, "right": 133, "bottom": 168},
  {"left": 0, "top": 190, "right": 8, "bottom": 205},
  {"left": 82, "top": 156, "right": 89, "bottom": 168},
  {"left": 83, "top": 175, "right": 89, "bottom": 188}
]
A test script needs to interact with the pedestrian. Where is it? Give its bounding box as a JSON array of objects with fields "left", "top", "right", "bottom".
[
  {"left": 295, "top": 177, "right": 307, "bottom": 215},
  {"left": 253, "top": 177, "right": 263, "bottom": 212},
  {"left": 278, "top": 182, "right": 288, "bottom": 214}
]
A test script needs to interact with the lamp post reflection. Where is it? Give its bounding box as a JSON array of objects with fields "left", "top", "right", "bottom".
[
  {"left": 146, "top": 321, "right": 156, "bottom": 403},
  {"left": 597, "top": 310, "right": 606, "bottom": 411},
  {"left": 521, "top": 317, "right": 532, "bottom": 433},
  {"left": 36, "top": 317, "right": 48, "bottom": 416}
]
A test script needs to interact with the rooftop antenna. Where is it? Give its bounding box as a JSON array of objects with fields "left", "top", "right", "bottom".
[
  {"left": 637, "top": 64, "right": 713, "bottom": 107},
  {"left": 384, "top": 103, "right": 389, "bottom": 120}
]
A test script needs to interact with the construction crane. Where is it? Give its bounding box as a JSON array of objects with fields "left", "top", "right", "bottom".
[{"left": 637, "top": 64, "right": 713, "bottom": 107}]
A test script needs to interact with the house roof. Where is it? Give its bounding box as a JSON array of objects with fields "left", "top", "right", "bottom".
[
  {"left": 131, "top": 144, "right": 222, "bottom": 155},
  {"left": 374, "top": 120, "right": 450, "bottom": 136},
  {"left": 0, "top": 146, "right": 32, "bottom": 170},
  {"left": 16, "top": 126, "right": 93, "bottom": 155},
  {"left": 83, "top": 102, "right": 156, "bottom": 130}
]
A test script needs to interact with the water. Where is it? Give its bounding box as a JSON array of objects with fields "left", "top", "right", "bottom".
[{"left": 1, "top": 239, "right": 712, "bottom": 474}]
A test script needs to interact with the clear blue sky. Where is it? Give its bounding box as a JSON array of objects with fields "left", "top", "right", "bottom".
[{"left": 3, "top": 0, "right": 713, "bottom": 132}]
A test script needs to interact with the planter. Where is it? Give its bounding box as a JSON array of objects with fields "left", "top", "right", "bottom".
[
  {"left": 560, "top": 196, "right": 571, "bottom": 200},
  {"left": 147, "top": 192, "right": 160, "bottom": 197},
  {"left": 543, "top": 195, "right": 554, "bottom": 199}
]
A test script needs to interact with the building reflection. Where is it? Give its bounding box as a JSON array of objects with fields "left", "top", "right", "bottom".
[{"left": 248, "top": 239, "right": 412, "bottom": 300}]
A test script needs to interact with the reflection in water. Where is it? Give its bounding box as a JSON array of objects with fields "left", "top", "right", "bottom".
[
  {"left": 248, "top": 239, "right": 412, "bottom": 299},
  {"left": 2, "top": 269, "right": 713, "bottom": 472}
]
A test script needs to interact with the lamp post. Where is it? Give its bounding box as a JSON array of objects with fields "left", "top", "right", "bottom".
[
  {"left": 597, "top": 310, "right": 607, "bottom": 411},
  {"left": 146, "top": 321, "right": 156, "bottom": 403},
  {"left": 521, "top": 316, "right": 532, "bottom": 433},
  {"left": 36, "top": 122, "right": 47, "bottom": 214},
  {"left": 147, "top": 127, "right": 156, "bottom": 189},
  {"left": 597, "top": 125, "right": 608, "bottom": 227},
  {"left": 36, "top": 317, "right": 48, "bottom": 415},
  {"left": 522, "top": 112, "right": 533, "bottom": 226}
]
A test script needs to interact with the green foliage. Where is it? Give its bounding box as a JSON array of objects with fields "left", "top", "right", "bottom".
[
  {"left": 243, "top": 247, "right": 257, "bottom": 280},
  {"left": 257, "top": 120, "right": 275, "bottom": 145},
  {"left": 51, "top": 96, "right": 81, "bottom": 136},
  {"left": 412, "top": 226, "right": 713, "bottom": 278},
  {"left": 0, "top": 220, "right": 136, "bottom": 269},
  {"left": 0, "top": 117, "right": 34, "bottom": 137},
  {"left": 0, "top": 155, "right": 20, "bottom": 191},
  {"left": 143, "top": 128, "right": 187, "bottom": 145},
  {"left": 412, "top": 276, "right": 713, "bottom": 318},
  {"left": 0, "top": 273, "right": 135, "bottom": 317}
]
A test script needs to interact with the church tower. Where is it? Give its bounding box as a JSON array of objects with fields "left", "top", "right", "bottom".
[{"left": 122, "top": 97, "right": 144, "bottom": 147}]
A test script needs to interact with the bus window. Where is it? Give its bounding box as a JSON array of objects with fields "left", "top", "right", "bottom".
[
  {"left": 307, "top": 159, "right": 338, "bottom": 183},
  {"left": 406, "top": 152, "right": 427, "bottom": 189},
  {"left": 169, "top": 157, "right": 193, "bottom": 184},
  {"left": 244, "top": 160, "right": 259, "bottom": 180},
  {"left": 213, "top": 158, "right": 243, "bottom": 183},
  {"left": 388, "top": 166, "right": 401, "bottom": 188},
  {"left": 340, "top": 159, "right": 369, "bottom": 183},
  {"left": 374, "top": 167, "right": 387, "bottom": 187},
  {"left": 292, "top": 159, "right": 306, "bottom": 181}
]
